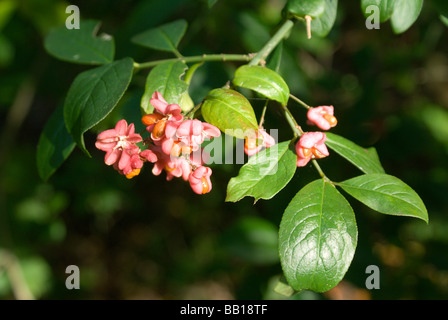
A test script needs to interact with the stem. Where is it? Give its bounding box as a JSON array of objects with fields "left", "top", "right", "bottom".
[
  {"left": 249, "top": 19, "right": 295, "bottom": 66},
  {"left": 185, "top": 102, "right": 203, "bottom": 119},
  {"left": 281, "top": 105, "right": 331, "bottom": 182},
  {"left": 259, "top": 100, "right": 269, "bottom": 128},
  {"left": 134, "top": 54, "right": 252, "bottom": 70},
  {"left": 311, "top": 160, "right": 328, "bottom": 181},
  {"left": 173, "top": 47, "right": 184, "bottom": 59},
  {"left": 305, "top": 15, "right": 312, "bottom": 39},
  {"left": 281, "top": 104, "right": 304, "bottom": 138},
  {"left": 289, "top": 94, "right": 312, "bottom": 110},
  {"left": 0, "top": 249, "right": 35, "bottom": 300}
]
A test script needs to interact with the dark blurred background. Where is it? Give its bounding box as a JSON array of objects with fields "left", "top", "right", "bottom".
[{"left": 0, "top": 0, "right": 447, "bottom": 300}]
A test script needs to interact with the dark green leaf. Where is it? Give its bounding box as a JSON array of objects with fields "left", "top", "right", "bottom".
[
  {"left": 431, "top": 0, "right": 448, "bottom": 17},
  {"left": 339, "top": 173, "right": 428, "bottom": 223},
  {"left": 63, "top": 57, "right": 134, "bottom": 156},
  {"left": 325, "top": 132, "right": 385, "bottom": 174},
  {"left": 208, "top": 0, "right": 218, "bottom": 8},
  {"left": 37, "top": 105, "right": 76, "bottom": 181},
  {"left": 140, "top": 60, "right": 189, "bottom": 114},
  {"left": 220, "top": 216, "right": 279, "bottom": 265},
  {"left": 266, "top": 42, "right": 283, "bottom": 73},
  {"left": 279, "top": 179, "right": 358, "bottom": 292},
  {"left": 44, "top": 19, "right": 114, "bottom": 65},
  {"left": 391, "top": 0, "right": 423, "bottom": 34},
  {"left": 233, "top": 65, "right": 290, "bottom": 106},
  {"left": 226, "top": 140, "right": 296, "bottom": 203},
  {"left": 285, "top": 0, "right": 326, "bottom": 18},
  {"left": 131, "top": 19, "right": 187, "bottom": 53},
  {"left": 201, "top": 88, "right": 258, "bottom": 139}
]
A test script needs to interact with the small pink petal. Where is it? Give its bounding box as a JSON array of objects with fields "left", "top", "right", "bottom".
[
  {"left": 104, "top": 149, "right": 121, "bottom": 166},
  {"left": 115, "top": 119, "right": 128, "bottom": 136}
]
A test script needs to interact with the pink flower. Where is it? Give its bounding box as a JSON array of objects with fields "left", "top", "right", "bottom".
[
  {"left": 142, "top": 92, "right": 184, "bottom": 141},
  {"left": 95, "top": 119, "right": 143, "bottom": 169},
  {"left": 295, "top": 132, "right": 329, "bottom": 167},
  {"left": 189, "top": 166, "right": 213, "bottom": 195},
  {"left": 175, "top": 119, "right": 221, "bottom": 151},
  {"left": 147, "top": 145, "right": 191, "bottom": 181},
  {"left": 307, "top": 106, "right": 337, "bottom": 131},
  {"left": 113, "top": 151, "right": 143, "bottom": 178},
  {"left": 244, "top": 128, "right": 276, "bottom": 156},
  {"left": 150, "top": 91, "right": 183, "bottom": 122}
]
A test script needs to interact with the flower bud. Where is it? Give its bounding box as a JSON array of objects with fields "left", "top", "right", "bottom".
[{"left": 142, "top": 113, "right": 164, "bottom": 126}]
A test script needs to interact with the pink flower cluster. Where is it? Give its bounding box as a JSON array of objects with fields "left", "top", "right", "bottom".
[
  {"left": 295, "top": 105, "right": 337, "bottom": 167},
  {"left": 244, "top": 127, "right": 276, "bottom": 156},
  {"left": 95, "top": 92, "right": 221, "bottom": 195}
]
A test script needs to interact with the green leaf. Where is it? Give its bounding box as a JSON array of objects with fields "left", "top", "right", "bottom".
[
  {"left": 226, "top": 140, "right": 296, "bottom": 203},
  {"left": 440, "top": 14, "right": 448, "bottom": 27},
  {"left": 325, "top": 132, "right": 385, "bottom": 174},
  {"left": 285, "top": 0, "right": 327, "bottom": 18},
  {"left": 131, "top": 19, "right": 187, "bottom": 53},
  {"left": 266, "top": 42, "right": 283, "bottom": 73},
  {"left": 201, "top": 88, "right": 258, "bottom": 139},
  {"left": 0, "top": 0, "right": 16, "bottom": 32},
  {"left": 311, "top": 0, "right": 338, "bottom": 37},
  {"left": 233, "top": 65, "right": 290, "bottom": 106},
  {"left": 279, "top": 179, "right": 358, "bottom": 293},
  {"left": 390, "top": 0, "right": 423, "bottom": 34},
  {"left": 208, "top": 0, "right": 218, "bottom": 8},
  {"left": 64, "top": 57, "right": 134, "bottom": 156},
  {"left": 37, "top": 105, "right": 76, "bottom": 181},
  {"left": 44, "top": 19, "right": 114, "bottom": 65},
  {"left": 339, "top": 173, "right": 428, "bottom": 223},
  {"left": 361, "top": 0, "right": 397, "bottom": 23},
  {"left": 220, "top": 216, "right": 279, "bottom": 265},
  {"left": 140, "top": 60, "right": 189, "bottom": 114}
]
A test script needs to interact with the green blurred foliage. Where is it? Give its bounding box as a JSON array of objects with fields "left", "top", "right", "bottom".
[{"left": 0, "top": 0, "right": 448, "bottom": 300}]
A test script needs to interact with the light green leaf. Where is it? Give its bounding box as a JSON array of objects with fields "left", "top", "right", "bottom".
[
  {"left": 37, "top": 105, "right": 76, "bottom": 181},
  {"left": 325, "top": 132, "right": 385, "bottom": 174},
  {"left": 285, "top": 0, "right": 327, "bottom": 18},
  {"left": 140, "top": 60, "right": 189, "bottom": 114},
  {"left": 391, "top": 0, "right": 423, "bottom": 34},
  {"left": 64, "top": 57, "right": 134, "bottom": 156},
  {"left": 44, "top": 19, "right": 114, "bottom": 65},
  {"left": 201, "top": 88, "right": 258, "bottom": 139},
  {"left": 339, "top": 173, "right": 428, "bottom": 223},
  {"left": 226, "top": 140, "right": 296, "bottom": 203},
  {"left": 233, "top": 65, "right": 290, "bottom": 106},
  {"left": 310, "top": 0, "right": 338, "bottom": 37},
  {"left": 279, "top": 179, "right": 358, "bottom": 292},
  {"left": 361, "top": 0, "right": 397, "bottom": 22},
  {"left": 131, "top": 19, "right": 187, "bottom": 53}
]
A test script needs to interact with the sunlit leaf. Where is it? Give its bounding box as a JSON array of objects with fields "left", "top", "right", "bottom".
[
  {"left": 390, "top": 0, "right": 423, "bottom": 34},
  {"left": 226, "top": 140, "right": 296, "bottom": 203},
  {"left": 201, "top": 88, "right": 258, "bottom": 139},
  {"left": 279, "top": 179, "right": 357, "bottom": 292},
  {"left": 233, "top": 65, "right": 290, "bottom": 106},
  {"left": 140, "top": 60, "right": 189, "bottom": 114},
  {"left": 325, "top": 132, "right": 385, "bottom": 174},
  {"left": 339, "top": 173, "right": 428, "bottom": 223},
  {"left": 285, "top": 0, "right": 326, "bottom": 18}
]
